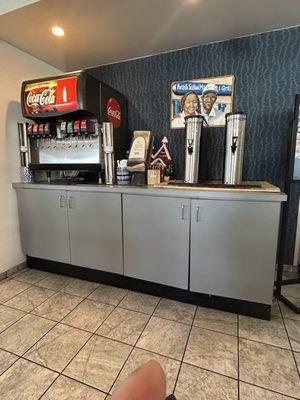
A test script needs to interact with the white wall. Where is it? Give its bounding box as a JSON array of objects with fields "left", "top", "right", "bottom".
[{"left": 0, "top": 41, "right": 62, "bottom": 273}]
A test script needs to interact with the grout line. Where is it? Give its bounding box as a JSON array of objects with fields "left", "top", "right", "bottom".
[
  {"left": 57, "top": 300, "right": 119, "bottom": 382},
  {"left": 59, "top": 373, "right": 109, "bottom": 396},
  {"left": 117, "top": 304, "right": 193, "bottom": 326},
  {"left": 14, "top": 289, "right": 93, "bottom": 365},
  {"left": 4, "top": 270, "right": 299, "bottom": 398},
  {"left": 37, "top": 371, "right": 61, "bottom": 400},
  {"left": 181, "top": 359, "right": 239, "bottom": 382},
  {"left": 238, "top": 378, "right": 300, "bottom": 400},
  {"left": 3, "top": 290, "right": 296, "bottom": 354},
  {"left": 171, "top": 303, "right": 197, "bottom": 395},
  {"left": 0, "top": 350, "right": 20, "bottom": 378},
  {"left": 2, "top": 340, "right": 298, "bottom": 400},
  {"left": 107, "top": 297, "right": 163, "bottom": 396},
  {"left": 278, "top": 300, "right": 300, "bottom": 379},
  {"left": 132, "top": 344, "right": 183, "bottom": 364},
  {"left": 0, "top": 280, "right": 34, "bottom": 304}
]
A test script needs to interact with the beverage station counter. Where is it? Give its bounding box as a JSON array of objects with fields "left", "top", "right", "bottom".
[{"left": 13, "top": 181, "right": 286, "bottom": 320}]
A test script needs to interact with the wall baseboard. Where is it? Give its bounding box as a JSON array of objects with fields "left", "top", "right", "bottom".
[{"left": 0, "top": 261, "right": 27, "bottom": 282}]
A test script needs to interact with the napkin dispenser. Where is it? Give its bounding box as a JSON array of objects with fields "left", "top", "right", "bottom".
[{"left": 127, "top": 131, "right": 153, "bottom": 185}]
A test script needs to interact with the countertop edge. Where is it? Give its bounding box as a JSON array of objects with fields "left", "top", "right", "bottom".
[{"left": 12, "top": 182, "right": 287, "bottom": 202}]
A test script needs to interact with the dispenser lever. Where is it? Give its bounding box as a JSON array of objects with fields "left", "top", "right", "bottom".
[{"left": 231, "top": 136, "right": 238, "bottom": 155}]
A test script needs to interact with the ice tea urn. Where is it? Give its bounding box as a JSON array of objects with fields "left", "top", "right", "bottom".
[
  {"left": 184, "top": 115, "right": 204, "bottom": 184},
  {"left": 223, "top": 112, "right": 247, "bottom": 185}
]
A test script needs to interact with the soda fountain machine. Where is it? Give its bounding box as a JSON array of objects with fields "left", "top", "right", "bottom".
[{"left": 18, "top": 70, "right": 128, "bottom": 183}]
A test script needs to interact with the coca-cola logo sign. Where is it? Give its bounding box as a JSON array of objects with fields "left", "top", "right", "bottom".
[
  {"left": 26, "top": 88, "right": 56, "bottom": 107},
  {"left": 23, "top": 77, "right": 78, "bottom": 115},
  {"left": 107, "top": 98, "right": 121, "bottom": 128}
]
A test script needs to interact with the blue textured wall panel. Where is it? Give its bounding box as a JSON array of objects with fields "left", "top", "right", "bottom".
[{"left": 88, "top": 26, "right": 300, "bottom": 262}]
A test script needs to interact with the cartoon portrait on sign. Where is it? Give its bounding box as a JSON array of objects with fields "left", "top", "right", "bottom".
[{"left": 170, "top": 75, "right": 234, "bottom": 129}]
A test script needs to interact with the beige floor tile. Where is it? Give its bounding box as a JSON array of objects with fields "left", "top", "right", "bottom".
[
  {"left": 97, "top": 307, "right": 149, "bottom": 345},
  {"left": 174, "top": 363, "right": 238, "bottom": 400},
  {"left": 0, "top": 304, "right": 25, "bottom": 332},
  {"left": 41, "top": 376, "right": 106, "bottom": 399},
  {"left": 284, "top": 318, "right": 300, "bottom": 352},
  {"left": 240, "top": 382, "right": 296, "bottom": 399},
  {"left": 184, "top": 326, "right": 238, "bottom": 378},
  {"left": 61, "top": 279, "right": 99, "bottom": 298},
  {"left": 119, "top": 291, "right": 160, "bottom": 314},
  {"left": 0, "top": 279, "right": 30, "bottom": 303},
  {"left": 0, "top": 358, "right": 57, "bottom": 400},
  {"left": 153, "top": 298, "right": 196, "bottom": 324},
  {"left": 239, "top": 338, "right": 300, "bottom": 398},
  {"left": 13, "top": 269, "right": 50, "bottom": 284},
  {"left": 239, "top": 315, "right": 290, "bottom": 349},
  {"left": 295, "top": 352, "right": 300, "bottom": 373},
  {"left": 64, "top": 335, "right": 131, "bottom": 393},
  {"left": 136, "top": 316, "right": 190, "bottom": 360},
  {"left": 0, "top": 313, "right": 55, "bottom": 355},
  {"left": 63, "top": 299, "right": 114, "bottom": 332},
  {"left": 0, "top": 349, "right": 18, "bottom": 375},
  {"left": 33, "top": 292, "right": 82, "bottom": 321},
  {"left": 9, "top": 267, "right": 29, "bottom": 278},
  {"left": 36, "top": 274, "right": 74, "bottom": 291},
  {"left": 88, "top": 284, "right": 128, "bottom": 306},
  {"left": 281, "top": 284, "right": 300, "bottom": 299},
  {"left": 193, "top": 306, "right": 238, "bottom": 336},
  {"left": 5, "top": 286, "right": 55, "bottom": 312},
  {"left": 25, "top": 323, "right": 91, "bottom": 372},
  {"left": 279, "top": 301, "right": 300, "bottom": 321},
  {"left": 111, "top": 347, "right": 180, "bottom": 395}
]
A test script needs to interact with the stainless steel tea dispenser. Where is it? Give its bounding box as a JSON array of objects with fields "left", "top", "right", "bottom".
[
  {"left": 102, "top": 122, "right": 115, "bottom": 185},
  {"left": 184, "top": 115, "right": 204, "bottom": 183},
  {"left": 223, "top": 112, "right": 247, "bottom": 185}
]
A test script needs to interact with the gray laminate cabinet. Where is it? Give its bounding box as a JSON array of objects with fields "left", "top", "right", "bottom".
[
  {"left": 190, "top": 199, "right": 281, "bottom": 303},
  {"left": 16, "top": 188, "right": 70, "bottom": 263},
  {"left": 67, "top": 191, "right": 123, "bottom": 274},
  {"left": 123, "top": 194, "right": 190, "bottom": 289}
]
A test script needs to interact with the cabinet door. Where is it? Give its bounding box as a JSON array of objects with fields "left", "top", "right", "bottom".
[
  {"left": 16, "top": 188, "right": 70, "bottom": 263},
  {"left": 190, "top": 199, "right": 281, "bottom": 304},
  {"left": 123, "top": 195, "right": 190, "bottom": 289},
  {"left": 68, "top": 191, "right": 123, "bottom": 274}
]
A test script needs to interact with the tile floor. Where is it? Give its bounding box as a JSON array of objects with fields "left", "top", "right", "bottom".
[{"left": 0, "top": 268, "right": 299, "bottom": 400}]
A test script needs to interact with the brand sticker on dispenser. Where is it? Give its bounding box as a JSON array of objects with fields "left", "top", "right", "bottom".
[
  {"left": 107, "top": 98, "right": 121, "bottom": 128},
  {"left": 23, "top": 76, "right": 78, "bottom": 115}
]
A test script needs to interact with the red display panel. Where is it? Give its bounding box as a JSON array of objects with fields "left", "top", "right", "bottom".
[
  {"left": 23, "top": 76, "right": 78, "bottom": 115},
  {"left": 107, "top": 97, "right": 121, "bottom": 128}
]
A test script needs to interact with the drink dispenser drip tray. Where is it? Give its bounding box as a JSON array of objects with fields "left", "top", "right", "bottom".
[{"left": 168, "top": 182, "right": 262, "bottom": 189}]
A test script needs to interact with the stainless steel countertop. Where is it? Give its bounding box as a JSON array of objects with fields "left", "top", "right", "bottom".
[{"left": 13, "top": 181, "right": 287, "bottom": 202}]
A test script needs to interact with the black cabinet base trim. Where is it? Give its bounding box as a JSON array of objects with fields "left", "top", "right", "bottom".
[{"left": 27, "top": 256, "right": 271, "bottom": 320}]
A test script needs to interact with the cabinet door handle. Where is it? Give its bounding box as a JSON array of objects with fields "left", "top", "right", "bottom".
[
  {"left": 68, "top": 196, "right": 74, "bottom": 209},
  {"left": 181, "top": 204, "right": 185, "bottom": 220},
  {"left": 59, "top": 195, "right": 65, "bottom": 208},
  {"left": 196, "top": 206, "right": 200, "bottom": 222},
  {"left": 195, "top": 206, "right": 203, "bottom": 222}
]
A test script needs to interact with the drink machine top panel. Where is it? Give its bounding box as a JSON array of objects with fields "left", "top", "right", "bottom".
[
  {"left": 21, "top": 70, "right": 102, "bottom": 120},
  {"left": 21, "top": 70, "right": 127, "bottom": 133},
  {"left": 20, "top": 70, "right": 128, "bottom": 167}
]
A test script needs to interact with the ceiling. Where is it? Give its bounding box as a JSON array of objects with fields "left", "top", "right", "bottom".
[{"left": 0, "top": 0, "right": 299, "bottom": 72}]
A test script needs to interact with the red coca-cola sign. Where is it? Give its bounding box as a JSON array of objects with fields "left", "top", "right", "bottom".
[
  {"left": 107, "top": 98, "right": 121, "bottom": 128},
  {"left": 23, "top": 76, "right": 78, "bottom": 115}
]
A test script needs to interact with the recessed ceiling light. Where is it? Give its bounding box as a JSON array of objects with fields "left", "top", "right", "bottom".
[{"left": 51, "top": 26, "right": 65, "bottom": 37}]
